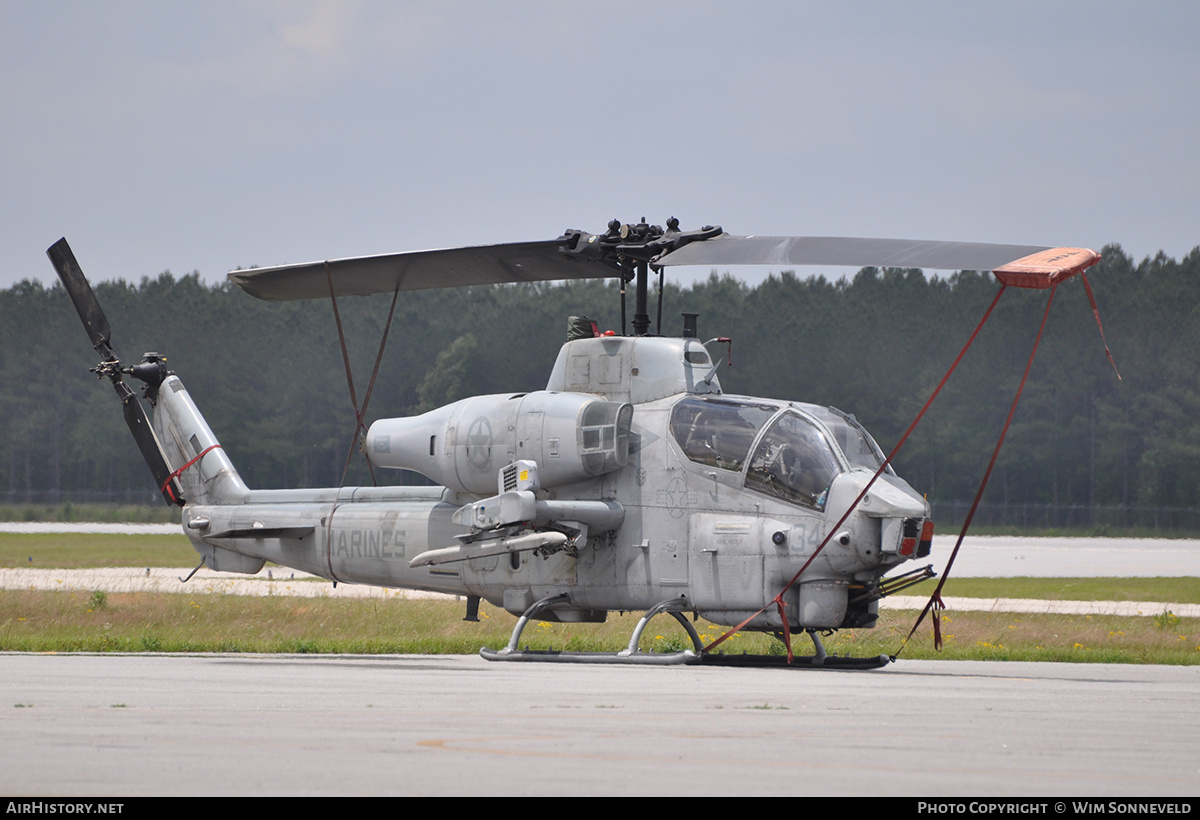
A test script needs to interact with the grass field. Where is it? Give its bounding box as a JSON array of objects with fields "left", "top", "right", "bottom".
[
  {"left": 2, "top": 589, "right": 1196, "bottom": 663},
  {"left": 0, "top": 532, "right": 195, "bottom": 568},
  {"left": 1, "top": 531, "right": 1197, "bottom": 664}
]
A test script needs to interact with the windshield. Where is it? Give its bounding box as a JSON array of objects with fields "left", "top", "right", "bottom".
[
  {"left": 804, "top": 406, "right": 891, "bottom": 473},
  {"left": 670, "top": 397, "right": 777, "bottom": 472},
  {"left": 744, "top": 411, "right": 842, "bottom": 510}
]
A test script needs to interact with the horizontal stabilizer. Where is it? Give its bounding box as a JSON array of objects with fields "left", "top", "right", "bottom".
[{"left": 209, "top": 526, "right": 316, "bottom": 540}]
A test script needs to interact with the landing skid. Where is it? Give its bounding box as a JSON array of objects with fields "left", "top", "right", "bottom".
[
  {"left": 479, "top": 594, "right": 893, "bottom": 669},
  {"left": 693, "top": 652, "right": 892, "bottom": 670},
  {"left": 480, "top": 595, "right": 701, "bottom": 665}
]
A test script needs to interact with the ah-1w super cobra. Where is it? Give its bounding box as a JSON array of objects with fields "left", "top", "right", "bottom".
[{"left": 48, "top": 219, "right": 1101, "bottom": 667}]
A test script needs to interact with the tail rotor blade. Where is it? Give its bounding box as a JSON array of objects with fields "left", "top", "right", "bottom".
[
  {"left": 47, "top": 238, "right": 116, "bottom": 360},
  {"left": 47, "top": 238, "right": 185, "bottom": 506},
  {"left": 118, "top": 382, "right": 184, "bottom": 505}
]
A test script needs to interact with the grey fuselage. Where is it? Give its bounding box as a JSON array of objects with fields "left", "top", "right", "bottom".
[{"left": 168, "top": 335, "right": 930, "bottom": 631}]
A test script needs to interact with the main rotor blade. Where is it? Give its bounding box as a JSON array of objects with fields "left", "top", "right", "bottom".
[
  {"left": 229, "top": 239, "right": 617, "bottom": 302},
  {"left": 654, "top": 235, "right": 1052, "bottom": 273},
  {"left": 47, "top": 238, "right": 115, "bottom": 359}
]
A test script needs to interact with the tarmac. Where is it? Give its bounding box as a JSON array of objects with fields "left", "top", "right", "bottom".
[{"left": 3, "top": 653, "right": 1198, "bottom": 796}]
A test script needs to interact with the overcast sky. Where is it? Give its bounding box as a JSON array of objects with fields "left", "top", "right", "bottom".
[{"left": 3, "top": 1, "right": 1197, "bottom": 290}]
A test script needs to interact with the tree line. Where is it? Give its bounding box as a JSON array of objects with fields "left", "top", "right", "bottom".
[{"left": 1, "top": 243, "right": 1196, "bottom": 527}]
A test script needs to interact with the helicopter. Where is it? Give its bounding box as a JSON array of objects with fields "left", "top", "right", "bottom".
[{"left": 47, "top": 219, "right": 1102, "bottom": 668}]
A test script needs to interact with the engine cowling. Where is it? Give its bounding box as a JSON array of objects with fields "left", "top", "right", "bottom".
[{"left": 366, "top": 391, "right": 633, "bottom": 495}]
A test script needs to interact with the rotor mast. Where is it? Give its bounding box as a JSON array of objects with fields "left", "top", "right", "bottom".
[
  {"left": 558, "top": 217, "right": 724, "bottom": 337},
  {"left": 633, "top": 260, "right": 650, "bottom": 336}
]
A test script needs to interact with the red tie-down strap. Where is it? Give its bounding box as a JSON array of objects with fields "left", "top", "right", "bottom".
[
  {"left": 704, "top": 255, "right": 1120, "bottom": 661},
  {"left": 898, "top": 283, "right": 1059, "bottom": 657},
  {"left": 160, "top": 444, "right": 223, "bottom": 503},
  {"left": 703, "top": 286, "right": 1009, "bottom": 660},
  {"left": 931, "top": 593, "right": 945, "bottom": 650},
  {"left": 1081, "top": 271, "right": 1122, "bottom": 380}
]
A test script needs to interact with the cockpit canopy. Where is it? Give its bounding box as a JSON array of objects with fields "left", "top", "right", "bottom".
[{"left": 668, "top": 396, "right": 890, "bottom": 510}]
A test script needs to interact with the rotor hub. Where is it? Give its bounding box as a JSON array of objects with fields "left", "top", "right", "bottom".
[
  {"left": 558, "top": 218, "right": 723, "bottom": 336},
  {"left": 558, "top": 217, "right": 721, "bottom": 272}
]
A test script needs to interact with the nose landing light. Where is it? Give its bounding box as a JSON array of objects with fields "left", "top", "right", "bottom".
[{"left": 898, "top": 518, "right": 935, "bottom": 558}]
